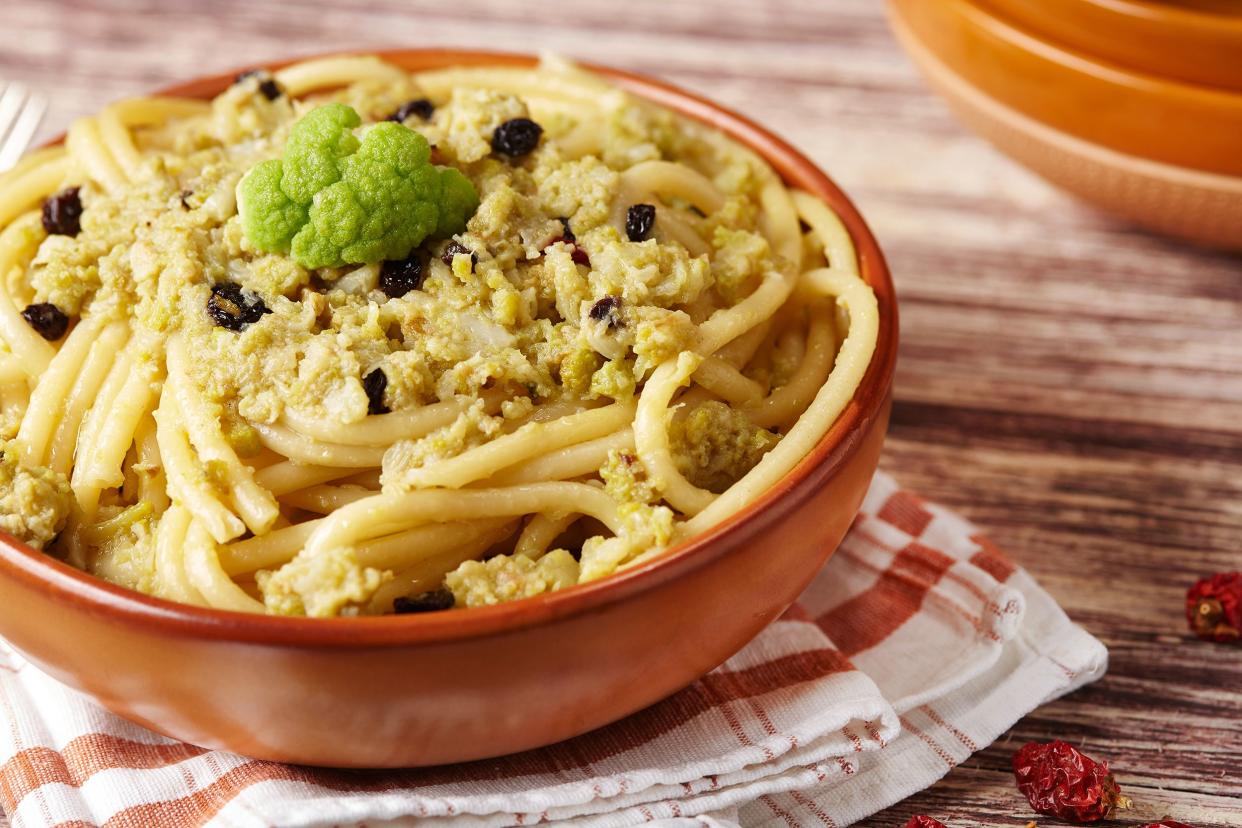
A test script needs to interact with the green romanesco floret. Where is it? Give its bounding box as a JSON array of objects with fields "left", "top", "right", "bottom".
[{"left": 237, "top": 103, "right": 479, "bottom": 269}]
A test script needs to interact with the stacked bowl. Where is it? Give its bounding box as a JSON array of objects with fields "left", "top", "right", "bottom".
[{"left": 887, "top": 0, "right": 1242, "bottom": 251}]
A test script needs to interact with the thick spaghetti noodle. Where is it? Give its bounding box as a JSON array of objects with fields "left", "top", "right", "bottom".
[{"left": 0, "top": 55, "right": 878, "bottom": 616}]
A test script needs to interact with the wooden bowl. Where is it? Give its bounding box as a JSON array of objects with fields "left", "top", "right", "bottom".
[
  {"left": 888, "top": 0, "right": 1242, "bottom": 251},
  {"left": 888, "top": 0, "right": 1242, "bottom": 177},
  {"left": 983, "top": 0, "right": 1242, "bottom": 91},
  {"left": 0, "top": 50, "right": 898, "bottom": 768}
]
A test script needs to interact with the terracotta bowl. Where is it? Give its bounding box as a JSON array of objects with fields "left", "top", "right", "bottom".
[
  {"left": 983, "top": 0, "right": 1242, "bottom": 91},
  {"left": 888, "top": 0, "right": 1242, "bottom": 178},
  {"left": 888, "top": 0, "right": 1242, "bottom": 252},
  {"left": 0, "top": 50, "right": 898, "bottom": 768}
]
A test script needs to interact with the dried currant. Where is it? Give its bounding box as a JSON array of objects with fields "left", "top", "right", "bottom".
[
  {"left": 206, "top": 283, "right": 270, "bottom": 331},
  {"left": 362, "top": 368, "right": 390, "bottom": 416},
  {"left": 42, "top": 187, "right": 83, "bottom": 236},
  {"left": 1186, "top": 572, "right": 1241, "bottom": 642},
  {"left": 903, "top": 818, "right": 948, "bottom": 828},
  {"left": 588, "top": 295, "right": 623, "bottom": 329},
  {"left": 393, "top": 588, "right": 455, "bottom": 614},
  {"left": 1013, "top": 740, "right": 1130, "bottom": 822},
  {"left": 379, "top": 255, "right": 424, "bottom": 297},
  {"left": 440, "top": 240, "right": 477, "bottom": 270},
  {"left": 234, "top": 69, "right": 282, "bottom": 100},
  {"left": 388, "top": 98, "right": 434, "bottom": 122},
  {"left": 625, "top": 203, "right": 656, "bottom": 242},
  {"left": 491, "top": 118, "right": 542, "bottom": 158},
  {"left": 20, "top": 303, "right": 69, "bottom": 340}
]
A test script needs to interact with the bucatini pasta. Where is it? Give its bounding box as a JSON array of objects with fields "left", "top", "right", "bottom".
[{"left": 0, "top": 54, "right": 877, "bottom": 617}]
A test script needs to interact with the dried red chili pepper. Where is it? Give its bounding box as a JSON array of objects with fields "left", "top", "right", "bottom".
[
  {"left": 1186, "top": 572, "right": 1241, "bottom": 643},
  {"left": 902, "top": 817, "right": 948, "bottom": 828},
  {"left": 1012, "top": 740, "right": 1131, "bottom": 822}
]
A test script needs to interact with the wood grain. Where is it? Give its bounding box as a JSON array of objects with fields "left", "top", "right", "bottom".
[{"left": 1, "top": 0, "right": 1240, "bottom": 825}]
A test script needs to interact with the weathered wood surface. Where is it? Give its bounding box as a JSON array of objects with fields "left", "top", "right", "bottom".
[{"left": 2, "top": 0, "right": 1240, "bottom": 825}]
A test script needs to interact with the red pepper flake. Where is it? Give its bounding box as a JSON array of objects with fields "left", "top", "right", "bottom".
[
  {"left": 1137, "top": 822, "right": 1197, "bottom": 828},
  {"left": 903, "top": 817, "right": 948, "bottom": 828},
  {"left": 1186, "top": 572, "right": 1241, "bottom": 643},
  {"left": 1013, "top": 740, "right": 1131, "bottom": 822}
]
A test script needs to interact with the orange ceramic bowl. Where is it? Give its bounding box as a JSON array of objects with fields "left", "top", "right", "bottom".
[
  {"left": 0, "top": 50, "right": 898, "bottom": 768},
  {"left": 889, "top": 1, "right": 1242, "bottom": 251},
  {"left": 982, "top": 0, "right": 1242, "bottom": 91},
  {"left": 890, "top": 0, "right": 1242, "bottom": 177}
]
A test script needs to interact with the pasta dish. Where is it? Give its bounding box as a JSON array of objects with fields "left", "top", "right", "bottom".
[{"left": 0, "top": 55, "right": 877, "bottom": 617}]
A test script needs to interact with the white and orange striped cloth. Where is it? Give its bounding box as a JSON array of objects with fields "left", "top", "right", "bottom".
[{"left": 0, "top": 471, "right": 1106, "bottom": 828}]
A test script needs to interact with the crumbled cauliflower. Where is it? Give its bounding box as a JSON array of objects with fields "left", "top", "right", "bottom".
[
  {"left": 0, "top": 446, "right": 73, "bottom": 550},
  {"left": 441, "top": 89, "right": 531, "bottom": 164},
  {"left": 257, "top": 546, "right": 389, "bottom": 617},
  {"left": 600, "top": 449, "right": 660, "bottom": 505},
  {"left": 711, "top": 227, "right": 770, "bottom": 304},
  {"left": 670, "top": 401, "right": 778, "bottom": 492},
  {"left": 86, "top": 505, "right": 158, "bottom": 593},
  {"left": 585, "top": 225, "right": 712, "bottom": 308},
  {"left": 445, "top": 548, "right": 580, "bottom": 607},
  {"left": 578, "top": 502, "right": 675, "bottom": 582},
  {"left": 381, "top": 399, "right": 504, "bottom": 489}
]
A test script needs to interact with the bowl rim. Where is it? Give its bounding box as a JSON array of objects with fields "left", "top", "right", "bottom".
[{"left": 0, "top": 48, "right": 899, "bottom": 647}]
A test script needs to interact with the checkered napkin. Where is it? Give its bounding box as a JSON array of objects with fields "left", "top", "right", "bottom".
[{"left": 0, "top": 471, "right": 1106, "bottom": 828}]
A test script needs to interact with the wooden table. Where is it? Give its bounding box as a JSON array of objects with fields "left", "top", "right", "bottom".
[{"left": 3, "top": 0, "right": 1239, "bottom": 825}]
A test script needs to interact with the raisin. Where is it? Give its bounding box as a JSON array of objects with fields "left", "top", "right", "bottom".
[
  {"left": 557, "top": 217, "right": 576, "bottom": 243},
  {"left": 393, "top": 588, "right": 456, "bottom": 614},
  {"left": 257, "top": 79, "right": 282, "bottom": 101},
  {"left": 491, "top": 118, "right": 542, "bottom": 158},
  {"left": 388, "top": 98, "right": 434, "bottom": 122},
  {"left": 625, "top": 203, "right": 656, "bottom": 242},
  {"left": 233, "top": 69, "right": 282, "bottom": 100},
  {"left": 206, "top": 283, "right": 270, "bottom": 331},
  {"left": 379, "top": 255, "right": 424, "bottom": 297},
  {"left": 20, "top": 303, "right": 69, "bottom": 340},
  {"left": 440, "top": 240, "right": 477, "bottom": 270},
  {"left": 42, "top": 187, "right": 83, "bottom": 237},
  {"left": 362, "top": 368, "right": 390, "bottom": 415},
  {"left": 588, "top": 295, "right": 623, "bottom": 328}
]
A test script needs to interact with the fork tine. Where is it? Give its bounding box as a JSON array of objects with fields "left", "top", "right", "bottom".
[
  {"left": 0, "top": 91, "right": 47, "bottom": 172},
  {"left": 0, "top": 83, "right": 24, "bottom": 150}
]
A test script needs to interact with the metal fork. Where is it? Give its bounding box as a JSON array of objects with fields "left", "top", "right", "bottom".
[{"left": 0, "top": 82, "right": 47, "bottom": 173}]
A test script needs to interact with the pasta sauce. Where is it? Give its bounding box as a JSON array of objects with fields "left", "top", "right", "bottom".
[{"left": 0, "top": 55, "right": 877, "bottom": 617}]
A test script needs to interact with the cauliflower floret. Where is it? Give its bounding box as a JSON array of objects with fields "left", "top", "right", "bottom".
[
  {"left": 257, "top": 546, "right": 389, "bottom": 618},
  {"left": 0, "top": 446, "right": 73, "bottom": 550},
  {"left": 670, "top": 400, "right": 778, "bottom": 492},
  {"left": 445, "top": 548, "right": 580, "bottom": 608},
  {"left": 237, "top": 103, "right": 477, "bottom": 268}
]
